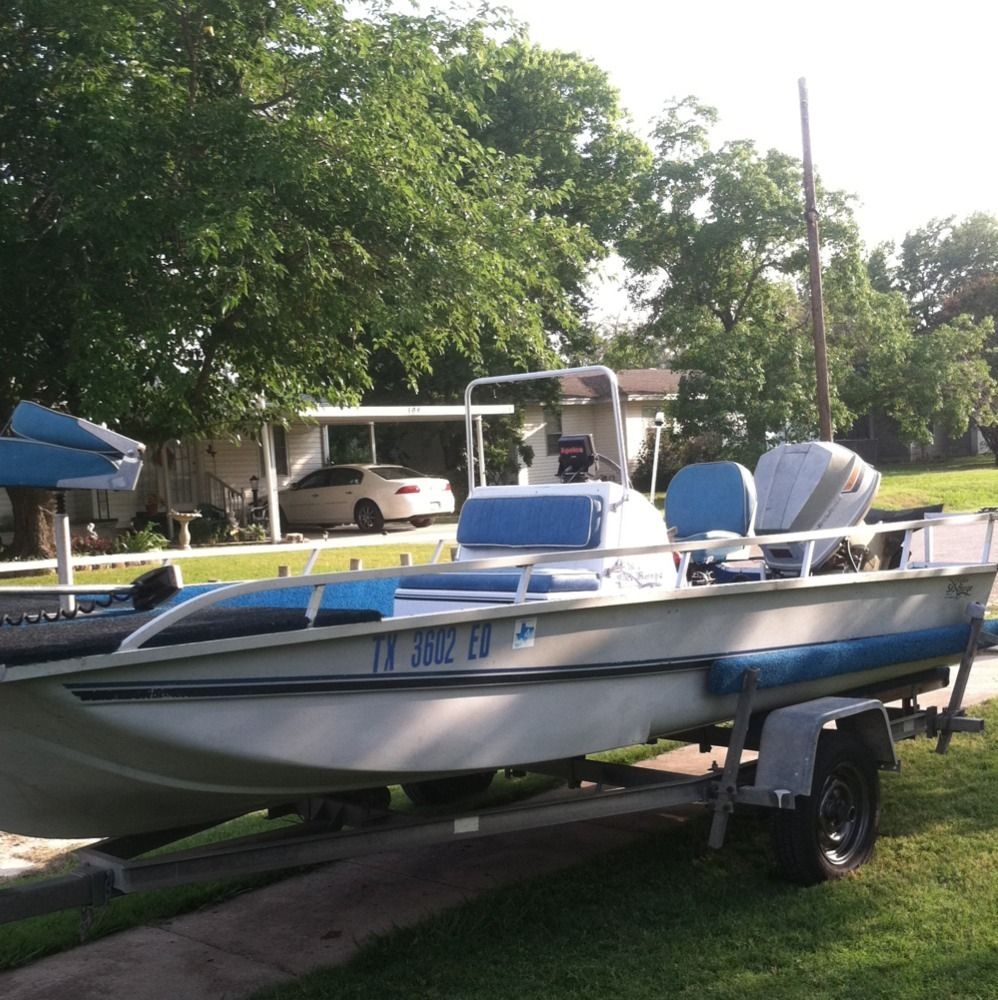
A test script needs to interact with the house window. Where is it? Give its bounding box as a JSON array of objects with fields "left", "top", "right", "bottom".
[
  {"left": 272, "top": 425, "right": 289, "bottom": 477},
  {"left": 544, "top": 408, "right": 563, "bottom": 456},
  {"left": 325, "top": 426, "right": 372, "bottom": 464}
]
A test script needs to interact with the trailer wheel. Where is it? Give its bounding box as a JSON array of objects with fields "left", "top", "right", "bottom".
[
  {"left": 771, "top": 731, "right": 880, "bottom": 885},
  {"left": 402, "top": 771, "right": 495, "bottom": 806}
]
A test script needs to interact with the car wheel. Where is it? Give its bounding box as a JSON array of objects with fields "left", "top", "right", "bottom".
[
  {"left": 355, "top": 499, "right": 385, "bottom": 533},
  {"left": 409, "top": 516, "right": 433, "bottom": 528}
]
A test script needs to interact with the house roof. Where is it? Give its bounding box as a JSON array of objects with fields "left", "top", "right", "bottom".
[{"left": 560, "top": 368, "right": 681, "bottom": 399}]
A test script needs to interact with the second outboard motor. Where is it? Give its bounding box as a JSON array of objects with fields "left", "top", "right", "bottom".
[
  {"left": 754, "top": 441, "right": 880, "bottom": 575},
  {"left": 556, "top": 434, "right": 596, "bottom": 482}
]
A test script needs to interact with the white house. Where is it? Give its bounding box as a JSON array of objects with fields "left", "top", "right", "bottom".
[
  {"left": 0, "top": 369, "right": 678, "bottom": 541},
  {"left": 0, "top": 403, "right": 513, "bottom": 541},
  {"left": 518, "top": 369, "right": 679, "bottom": 484}
]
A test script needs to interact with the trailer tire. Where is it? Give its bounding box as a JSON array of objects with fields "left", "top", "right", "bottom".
[
  {"left": 402, "top": 771, "right": 495, "bottom": 806},
  {"left": 771, "top": 730, "right": 880, "bottom": 885}
]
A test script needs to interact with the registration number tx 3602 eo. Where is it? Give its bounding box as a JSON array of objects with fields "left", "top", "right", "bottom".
[{"left": 371, "top": 622, "right": 492, "bottom": 672}]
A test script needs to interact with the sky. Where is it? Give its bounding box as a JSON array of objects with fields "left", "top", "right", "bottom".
[{"left": 497, "top": 0, "right": 998, "bottom": 250}]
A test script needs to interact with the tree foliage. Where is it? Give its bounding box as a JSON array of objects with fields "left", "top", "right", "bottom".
[
  {"left": 0, "top": 0, "right": 652, "bottom": 553},
  {"left": 0, "top": 1, "right": 632, "bottom": 444},
  {"left": 881, "top": 215, "right": 998, "bottom": 456},
  {"left": 619, "top": 99, "right": 993, "bottom": 463}
]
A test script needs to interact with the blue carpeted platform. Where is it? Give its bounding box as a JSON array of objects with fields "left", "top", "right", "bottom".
[
  {"left": 708, "top": 619, "right": 998, "bottom": 695},
  {"left": 169, "top": 578, "right": 400, "bottom": 617},
  {"left": 399, "top": 570, "right": 599, "bottom": 594}
]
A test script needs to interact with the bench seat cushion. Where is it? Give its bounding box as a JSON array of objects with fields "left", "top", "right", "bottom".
[
  {"left": 399, "top": 570, "right": 600, "bottom": 594},
  {"left": 457, "top": 494, "right": 603, "bottom": 549}
]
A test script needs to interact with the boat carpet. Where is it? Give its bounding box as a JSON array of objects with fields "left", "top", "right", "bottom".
[
  {"left": 0, "top": 577, "right": 401, "bottom": 622},
  {"left": 708, "top": 619, "right": 998, "bottom": 695},
  {"left": 0, "top": 606, "right": 382, "bottom": 668}
]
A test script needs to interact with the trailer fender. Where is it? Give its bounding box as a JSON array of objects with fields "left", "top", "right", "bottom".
[{"left": 753, "top": 696, "right": 898, "bottom": 801}]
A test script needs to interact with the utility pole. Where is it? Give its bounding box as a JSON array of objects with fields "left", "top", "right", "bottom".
[{"left": 798, "top": 77, "right": 833, "bottom": 442}]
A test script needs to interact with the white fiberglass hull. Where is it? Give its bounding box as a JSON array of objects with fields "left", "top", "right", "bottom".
[{"left": 0, "top": 563, "right": 992, "bottom": 838}]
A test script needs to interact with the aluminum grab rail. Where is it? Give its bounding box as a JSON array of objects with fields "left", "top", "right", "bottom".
[
  {"left": 464, "top": 366, "right": 629, "bottom": 494},
  {"left": 113, "top": 511, "right": 998, "bottom": 653}
]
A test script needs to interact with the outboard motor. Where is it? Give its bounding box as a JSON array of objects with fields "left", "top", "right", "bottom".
[
  {"left": 754, "top": 441, "right": 880, "bottom": 575},
  {"left": 556, "top": 433, "right": 596, "bottom": 482}
]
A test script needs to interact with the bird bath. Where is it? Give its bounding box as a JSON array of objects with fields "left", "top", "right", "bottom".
[{"left": 169, "top": 510, "right": 201, "bottom": 550}]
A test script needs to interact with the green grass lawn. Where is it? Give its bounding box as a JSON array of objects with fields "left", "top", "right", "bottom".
[
  {"left": 247, "top": 702, "right": 998, "bottom": 1000},
  {"left": 3, "top": 542, "right": 444, "bottom": 588},
  {"left": 876, "top": 455, "right": 998, "bottom": 512}
]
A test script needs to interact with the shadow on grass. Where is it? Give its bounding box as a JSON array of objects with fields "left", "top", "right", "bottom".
[{"left": 251, "top": 704, "right": 998, "bottom": 1000}]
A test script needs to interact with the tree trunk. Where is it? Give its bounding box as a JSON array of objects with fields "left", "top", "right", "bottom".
[
  {"left": 5, "top": 486, "right": 56, "bottom": 559},
  {"left": 974, "top": 423, "right": 998, "bottom": 466}
]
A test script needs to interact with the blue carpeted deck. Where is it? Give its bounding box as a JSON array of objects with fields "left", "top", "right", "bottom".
[
  {"left": 172, "top": 578, "right": 400, "bottom": 616},
  {"left": 708, "top": 620, "right": 998, "bottom": 695}
]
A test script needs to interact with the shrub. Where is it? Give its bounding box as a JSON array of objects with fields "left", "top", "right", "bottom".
[
  {"left": 630, "top": 427, "right": 723, "bottom": 492},
  {"left": 114, "top": 524, "right": 169, "bottom": 553},
  {"left": 71, "top": 534, "right": 115, "bottom": 557},
  {"left": 188, "top": 504, "right": 238, "bottom": 545}
]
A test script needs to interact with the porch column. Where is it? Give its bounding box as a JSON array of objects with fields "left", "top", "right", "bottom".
[
  {"left": 260, "top": 422, "right": 282, "bottom": 543},
  {"left": 160, "top": 445, "right": 174, "bottom": 541},
  {"left": 368, "top": 422, "right": 377, "bottom": 464},
  {"left": 476, "top": 414, "right": 486, "bottom": 488}
]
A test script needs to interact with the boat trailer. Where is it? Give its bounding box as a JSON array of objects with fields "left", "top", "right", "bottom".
[{"left": 0, "top": 605, "right": 991, "bottom": 925}]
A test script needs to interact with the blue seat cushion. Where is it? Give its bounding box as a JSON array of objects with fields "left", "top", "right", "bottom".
[
  {"left": 457, "top": 494, "right": 603, "bottom": 549},
  {"left": 667, "top": 462, "right": 754, "bottom": 539},
  {"left": 400, "top": 570, "right": 600, "bottom": 594}
]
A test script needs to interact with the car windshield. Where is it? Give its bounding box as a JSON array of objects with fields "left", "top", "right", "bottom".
[{"left": 371, "top": 466, "right": 425, "bottom": 480}]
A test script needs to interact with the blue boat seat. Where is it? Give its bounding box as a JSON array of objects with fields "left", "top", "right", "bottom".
[
  {"left": 396, "top": 493, "right": 605, "bottom": 608},
  {"left": 665, "top": 461, "right": 756, "bottom": 562},
  {"left": 457, "top": 493, "right": 604, "bottom": 550}
]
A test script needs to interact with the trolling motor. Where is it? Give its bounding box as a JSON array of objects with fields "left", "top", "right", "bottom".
[{"left": 0, "top": 564, "right": 183, "bottom": 625}]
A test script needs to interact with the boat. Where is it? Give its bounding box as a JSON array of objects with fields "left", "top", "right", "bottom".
[
  {"left": 0, "top": 400, "right": 144, "bottom": 491},
  {"left": 0, "top": 368, "right": 995, "bottom": 840}
]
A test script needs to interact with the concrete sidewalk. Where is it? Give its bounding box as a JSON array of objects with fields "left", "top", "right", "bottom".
[{"left": 2, "top": 655, "right": 997, "bottom": 1000}]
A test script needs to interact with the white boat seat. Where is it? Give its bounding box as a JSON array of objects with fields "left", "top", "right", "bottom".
[{"left": 665, "top": 461, "right": 756, "bottom": 562}]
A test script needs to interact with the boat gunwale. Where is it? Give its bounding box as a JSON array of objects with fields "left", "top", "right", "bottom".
[
  {"left": 3, "top": 552, "right": 995, "bottom": 684},
  {"left": 108, "top": 509, "right": 998, "bottom": 653}
]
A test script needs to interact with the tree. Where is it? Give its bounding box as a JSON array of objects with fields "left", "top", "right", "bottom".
[
  {"left": 619, "top": 99, "right": 993, "bottom": 464},
  {"left": 620, "top": 99, "right": 858, "bottom": 462},
  {"left": 884, "top": 215, "right": 998, "bottom": 459},
  {"left": 360, "top": 23, "right": 654, "bottom": 479},
  {"left": 365, "top": 24, "right": 654, "bottom": 396},
  {"left": 894, "top": 214, "right": 998, "bottom": 328},
  {"left": 0, "top": 1, "right": 620, "bottom": 553}
]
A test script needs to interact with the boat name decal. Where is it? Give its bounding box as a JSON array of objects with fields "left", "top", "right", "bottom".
[
  {"left": 371, "top": 623, "right": 492, "bottom": 673},
  {"left": 945, "top": 578, "right": 974, "bottom": 600}
]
